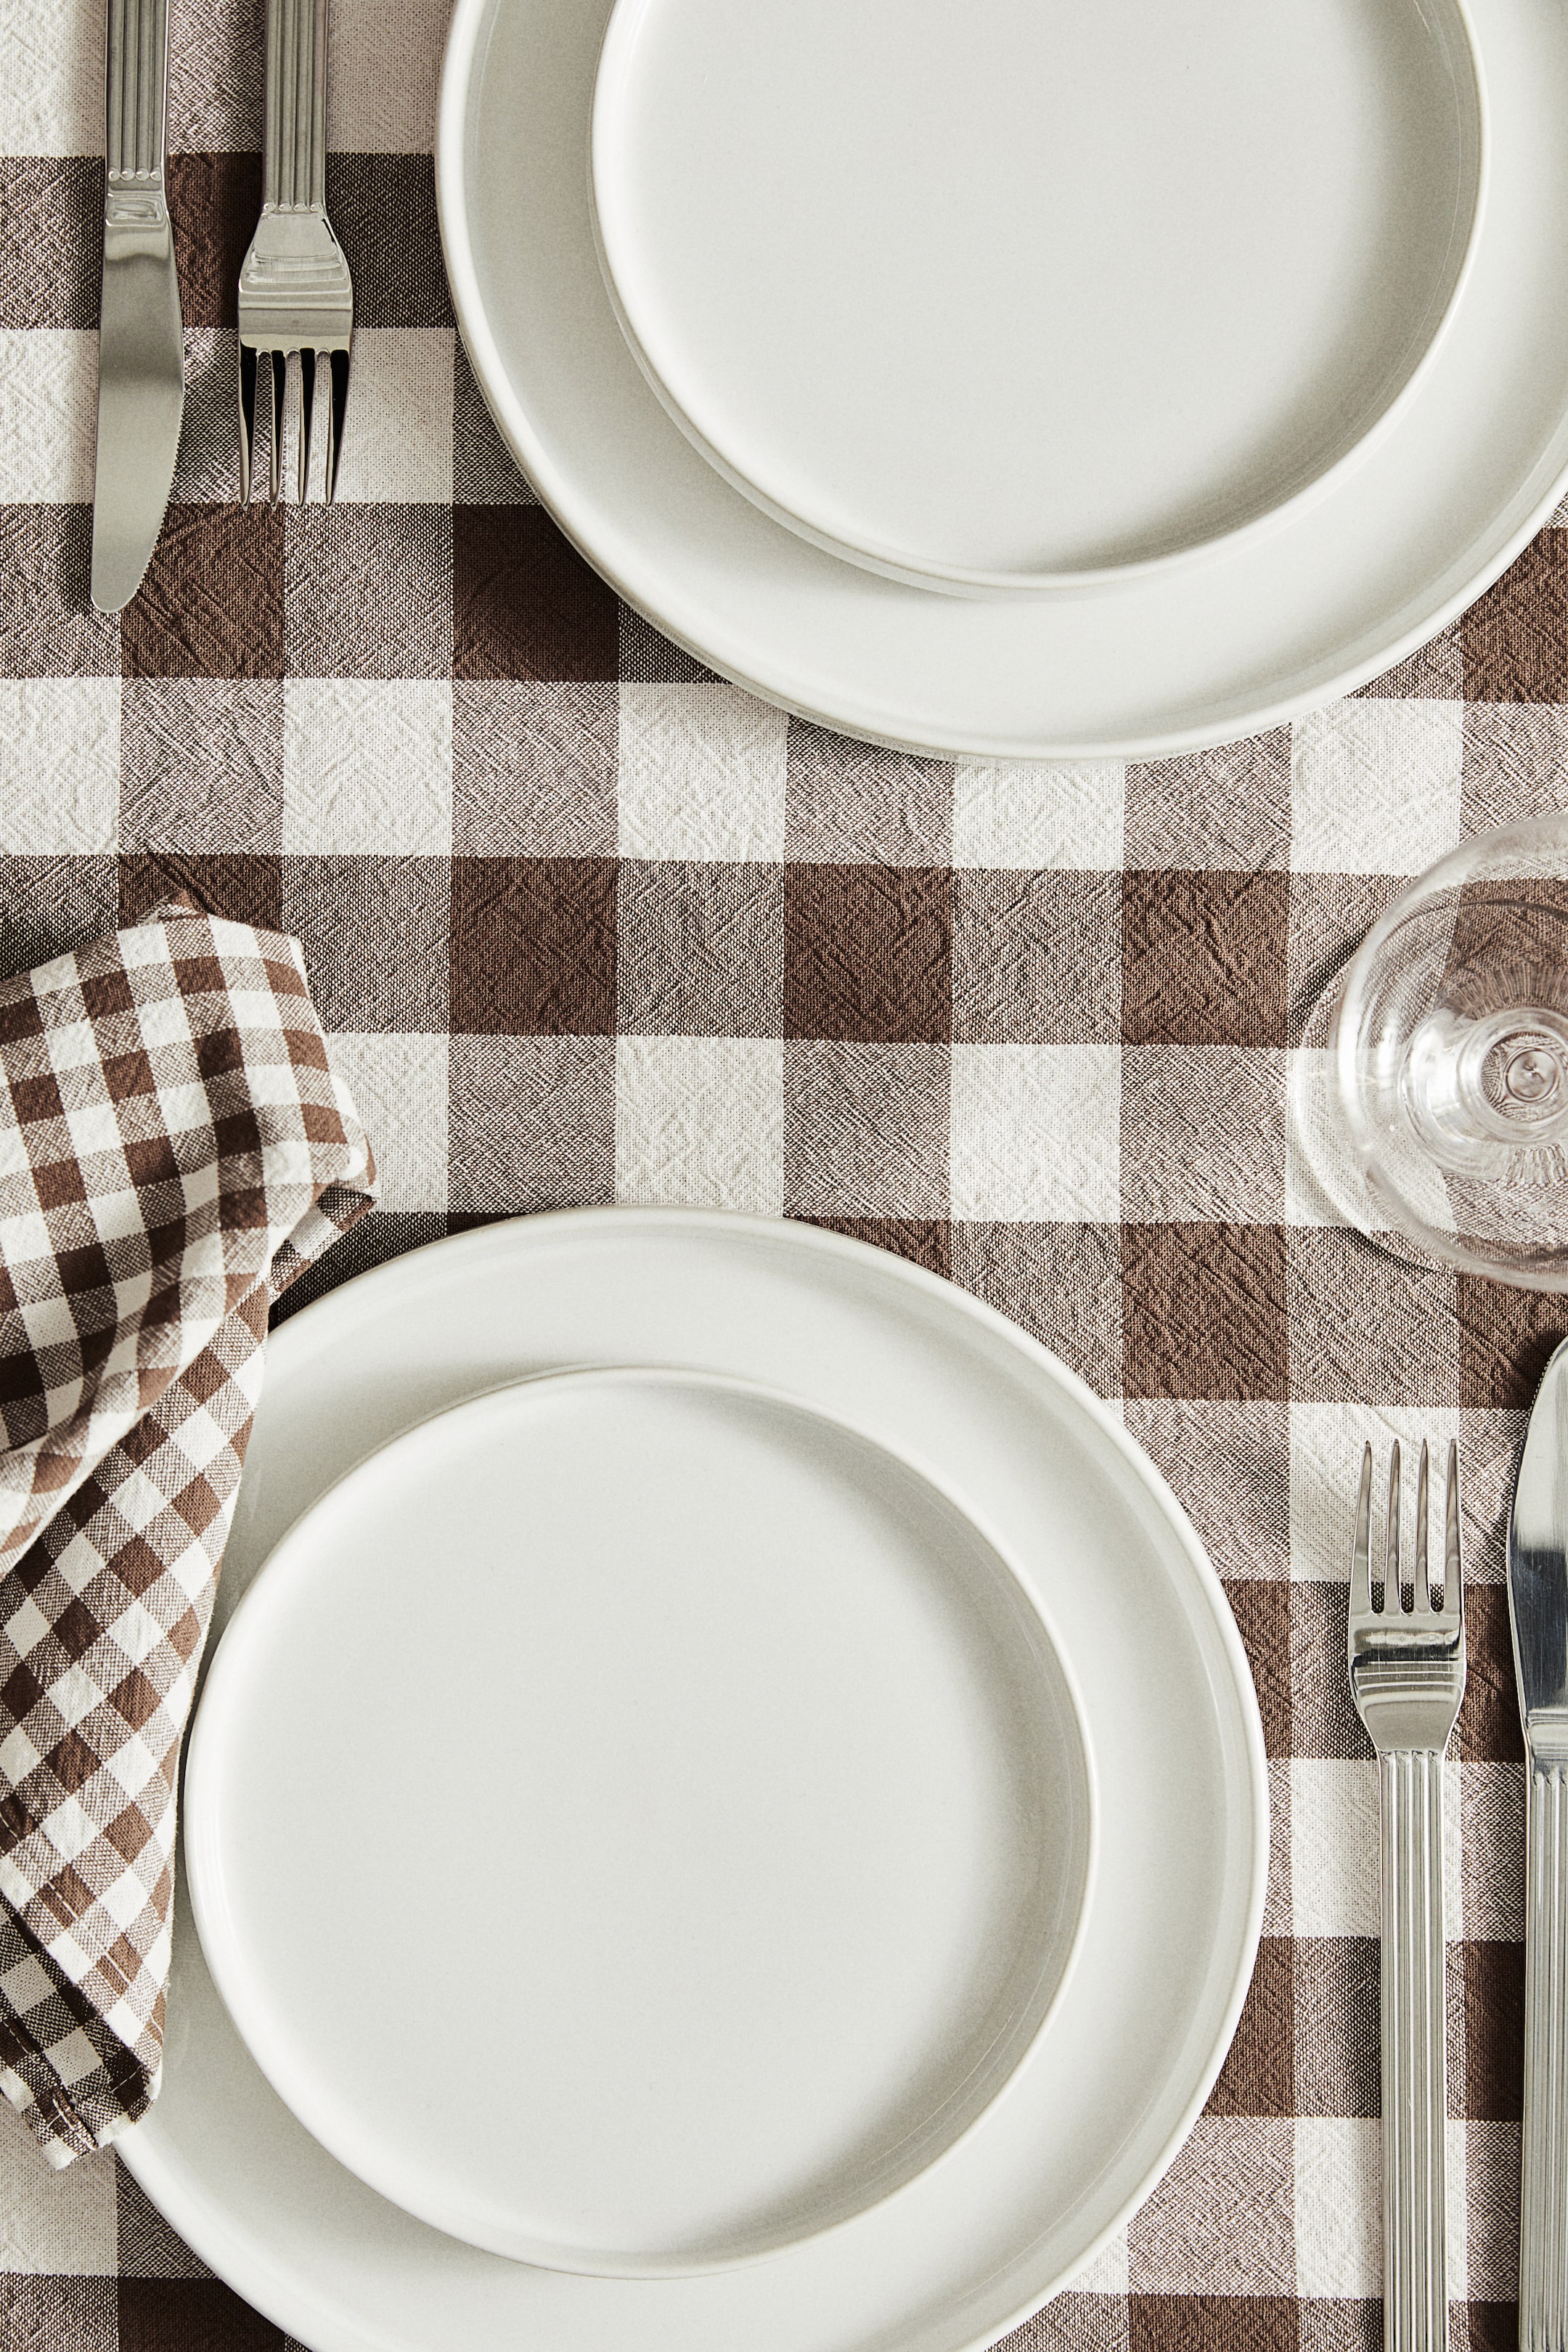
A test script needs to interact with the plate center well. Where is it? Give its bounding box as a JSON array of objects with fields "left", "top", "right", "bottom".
[
  {"left": 185, "top": 1368, "right": 1093, "bottom": 2275},
  {"left": 592, "top": 0, "right": 1483, "bottom": 582}
]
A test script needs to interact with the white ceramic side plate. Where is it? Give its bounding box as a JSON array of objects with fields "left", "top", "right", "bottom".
[
  {"left": 184, "top": 1366, "right": 1095, "bottom": 2277},
  {"left": 590, "top": 0, "right": 1485, "bottom": 594}
]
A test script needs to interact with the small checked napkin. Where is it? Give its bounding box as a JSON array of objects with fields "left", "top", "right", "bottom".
[{"left": 0, "top": 904, "right": 374, "bottom": 2166}]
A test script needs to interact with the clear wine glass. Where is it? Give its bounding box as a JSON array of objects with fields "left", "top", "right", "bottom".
[{"left": 1291, "top": 814, "right": 1568, "bottom": 1288}]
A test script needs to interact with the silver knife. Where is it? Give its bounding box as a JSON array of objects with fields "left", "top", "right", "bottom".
[
  {"left": 1508, "top": 1336, "right": 1568, "bottom": 2352},
  {"left": 91, "top": 0, "right": 184, "bottom": 614}
]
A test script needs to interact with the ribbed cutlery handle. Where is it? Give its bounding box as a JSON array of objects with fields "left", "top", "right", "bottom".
[
  {"left": 1522, "top": 1762, "right": 1568, "bottom": 2352},
  {"left": 264, "top": 0, "right": 327, "bottom": 211},
  {"left": 1381, "top": 1747, "right": 1449, "bottom": 2352},
  {"left": 105, "top": 0, "right": 169, "bottom": 186}
]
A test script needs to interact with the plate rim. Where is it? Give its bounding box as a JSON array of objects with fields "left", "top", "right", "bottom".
[
  {"left": 586, "top": 0, "right": 1489, "bottom": 595},
  {"left": 125, "top": 1209, "right": 1268, "bottom": 2352},
  {"left": 436, "top": 0, "right": 1568, "bottom": 758},
  {"left": 181, "top": 1356, "right": 1101, "bottom": 2279}
]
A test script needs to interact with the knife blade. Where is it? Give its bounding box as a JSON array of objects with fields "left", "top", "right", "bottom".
[
  {"left": 1507, "top": 1336, "right": 1568, "bottom": 2352},
  {"left": 91, "top": 0, "right": 184, "bottom": 616}
]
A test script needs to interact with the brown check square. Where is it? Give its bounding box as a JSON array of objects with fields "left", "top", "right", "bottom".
[
  {"left": 449, "top": 856, "right": 617, "bottom": 1037},
  {"left": 453, "top": 507, "right": 618, "bottom": 684},
  {"left": 166, "top": 154, "right": 261, "bottom": 331},
  {"left": 1463, "top": 531, "right": 1568, "bottom": 702},
  {"left": 119, "top": 854, "right": 283, "bottom": 934},
  {"left": 783, "top": 865, "right": 951, "bottom": 1043},
  {"left": 1206, "top": 1936, "right": 1294, "bottom": 2115},
  {"left": 122, "top": 506, "right": 284, "bottom": 682},
  {"left": 1122, "top": 873, "right": 1289, "bottom": 1048},
  {"left": 1122, "top": 1222, "right": 1289, "bottom": 1401},
  {"left": 326, "top": 155, "right": 455, "bottom": 331},
  {"left": 1294, "top": 1937, "right": 1379, "bottom": 2118},
  {"left": 0, "top": 861, "right": 120, "bottom": 983}
]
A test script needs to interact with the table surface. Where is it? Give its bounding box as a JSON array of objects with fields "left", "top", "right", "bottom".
[{"left": 0, "top": 0, "right": 1562, "bottom": 2345}]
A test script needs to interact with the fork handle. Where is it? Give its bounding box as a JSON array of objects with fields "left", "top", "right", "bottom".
[
  {"left": 264, "top": 0, "right": 327, "bottom": 211},
  {"left": 1522, "top": 1758, "right": 1568, "bottom": 2352},
  {"left": 1380, "top": 1747, "right": 1449, "bottom": 2352}
]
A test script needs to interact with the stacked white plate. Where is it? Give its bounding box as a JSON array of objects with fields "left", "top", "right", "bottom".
[
  {"left": 130, "top": 1211, "right": 1267, "bottom": 2352},
  {"left": 436, "top": 0, "right": 1568, "bottom": 754}
]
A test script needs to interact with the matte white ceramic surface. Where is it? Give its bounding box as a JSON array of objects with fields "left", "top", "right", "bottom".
[
  {"left": 590, "top": 0, "right": 1484, "bottom": 592},
  {"left": 438, "top": 0, "right": 1568, "bottom": 752},
  {"left": 125, "top": 1213, "right": 1265, "bottom": 2352},
  {"left": 184, "top": 1367, "right": 1094, "bottom": 2276}
]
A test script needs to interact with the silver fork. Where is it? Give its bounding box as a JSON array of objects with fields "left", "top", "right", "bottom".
[
  {"left": 1349, "top": 1442, "right": 1467, "bottom": 2352},
  {"left": 237, "top": 0, "right": 352, "bottom": 505}
]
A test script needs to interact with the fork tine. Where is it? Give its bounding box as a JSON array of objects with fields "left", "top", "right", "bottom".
[
  {"left": 1387, "top": 1438, "right": 1401, "bottom": 1608},
  {"left": 324, "top": 347, "right": 350, "bottom": 504},
  {"left": 238, "top": 344, "right": 258, "bottom": 505},
  {"left": 267, "top": 351, "right": 287, "bottom": 508},
  {"left": 1352, "top": 1442, "right": 1373, "bottom": 1612},
  {"left": 1444, "top": 1439, "right": 1462, "bottom": 1616},
  {"left": 1415, "top": 1439, "right": 1429, "bottom": 1604},
  {"left": 298, "top": 347, "right": 317, "bottom": 505}
]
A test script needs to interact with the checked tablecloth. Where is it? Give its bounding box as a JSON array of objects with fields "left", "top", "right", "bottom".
[{"left": 2, "top": 0, "right": 1568, "bottom": 2346}]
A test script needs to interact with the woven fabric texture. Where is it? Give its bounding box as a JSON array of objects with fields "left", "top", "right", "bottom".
[
  {"left": 1, "top": 0, "right": 1567, "bottom": 2341},
  {"left": 0, "top": 907, "right": 373, "bottom": 2166}
]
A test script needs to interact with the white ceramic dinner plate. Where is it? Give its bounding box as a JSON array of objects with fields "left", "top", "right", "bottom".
[
  {"left": 589, "top": 0, "right": 1484, "bottom": 593},
  {"left": 438, "top": 0, "right": 1568, "bottom": 753},
  {"left": 184, "top": 1366, "right": 1095, "bottom": 2277},
  {"left": 123, "top": 1212, "right": 1265, "bottom": 2352}
]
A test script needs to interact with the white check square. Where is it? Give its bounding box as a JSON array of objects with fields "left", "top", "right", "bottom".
[
  {"left": 1290, "top": 1757, "right": 1379, "bottom": 1935},
  {"left": 0, "top": 17, "right": 100, "bottom": 152},
  {"left": 952, "top": 761, "right": 1124, "bottom": 870},
  {"left": 0, "top": 679, "right": 118, "bottom": 854},
  {"left": 0, "top": 332, "right": 96, "bottom": 502},
  {"left": 616, "top": 1037, "right": 783, "bottom": 1212},
  {"left": 283, "top": 679, "right": 452, "bottom": 854},
  {"left": 618, "top": 685, "right": 788, "bottom": 860},
  {"left": 1289, "top": 1402, "right": 1461, "bottom": 1583},
  {"left": 1294, "top": 2118, "right": 1379, "bottom": 2296},
  {"left": 324, "top": 1034, "right": 448, "bottom": 1211},
  {"left": 951, "top": 1042, "right": 1120, "bottom": 1219},
  {"left": 1291, "top": 699, "right": 1463, "bottom": 874},
  {"left": 330, "top": 331, "right": 455, "bottom": 504}
]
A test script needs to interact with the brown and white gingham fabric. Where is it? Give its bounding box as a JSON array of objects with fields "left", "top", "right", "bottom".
[
  {"left": 3, "top": 0, "right": 1568, "bottom": 2343},
  {"left": 0, "top": 905, "right": 372, "bottom": 2170}
]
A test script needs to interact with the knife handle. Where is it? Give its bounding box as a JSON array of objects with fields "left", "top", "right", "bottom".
[
  {"left": 264, "top": 0, "right": 328, "bottom": 213},
  {"left": 104, "top": 0, "right": 169, "bottom": 189},
  {"left": 1380, "top": 1747, "right": 1450, "bottom": 2352},
  {"left": 1522, "top": 1760, "right": 1568, "bottom": 2352}
]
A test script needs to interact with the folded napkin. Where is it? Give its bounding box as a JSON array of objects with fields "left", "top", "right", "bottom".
[{"left": 0, "top": 905, "right": 374, "bottom": 2165}]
